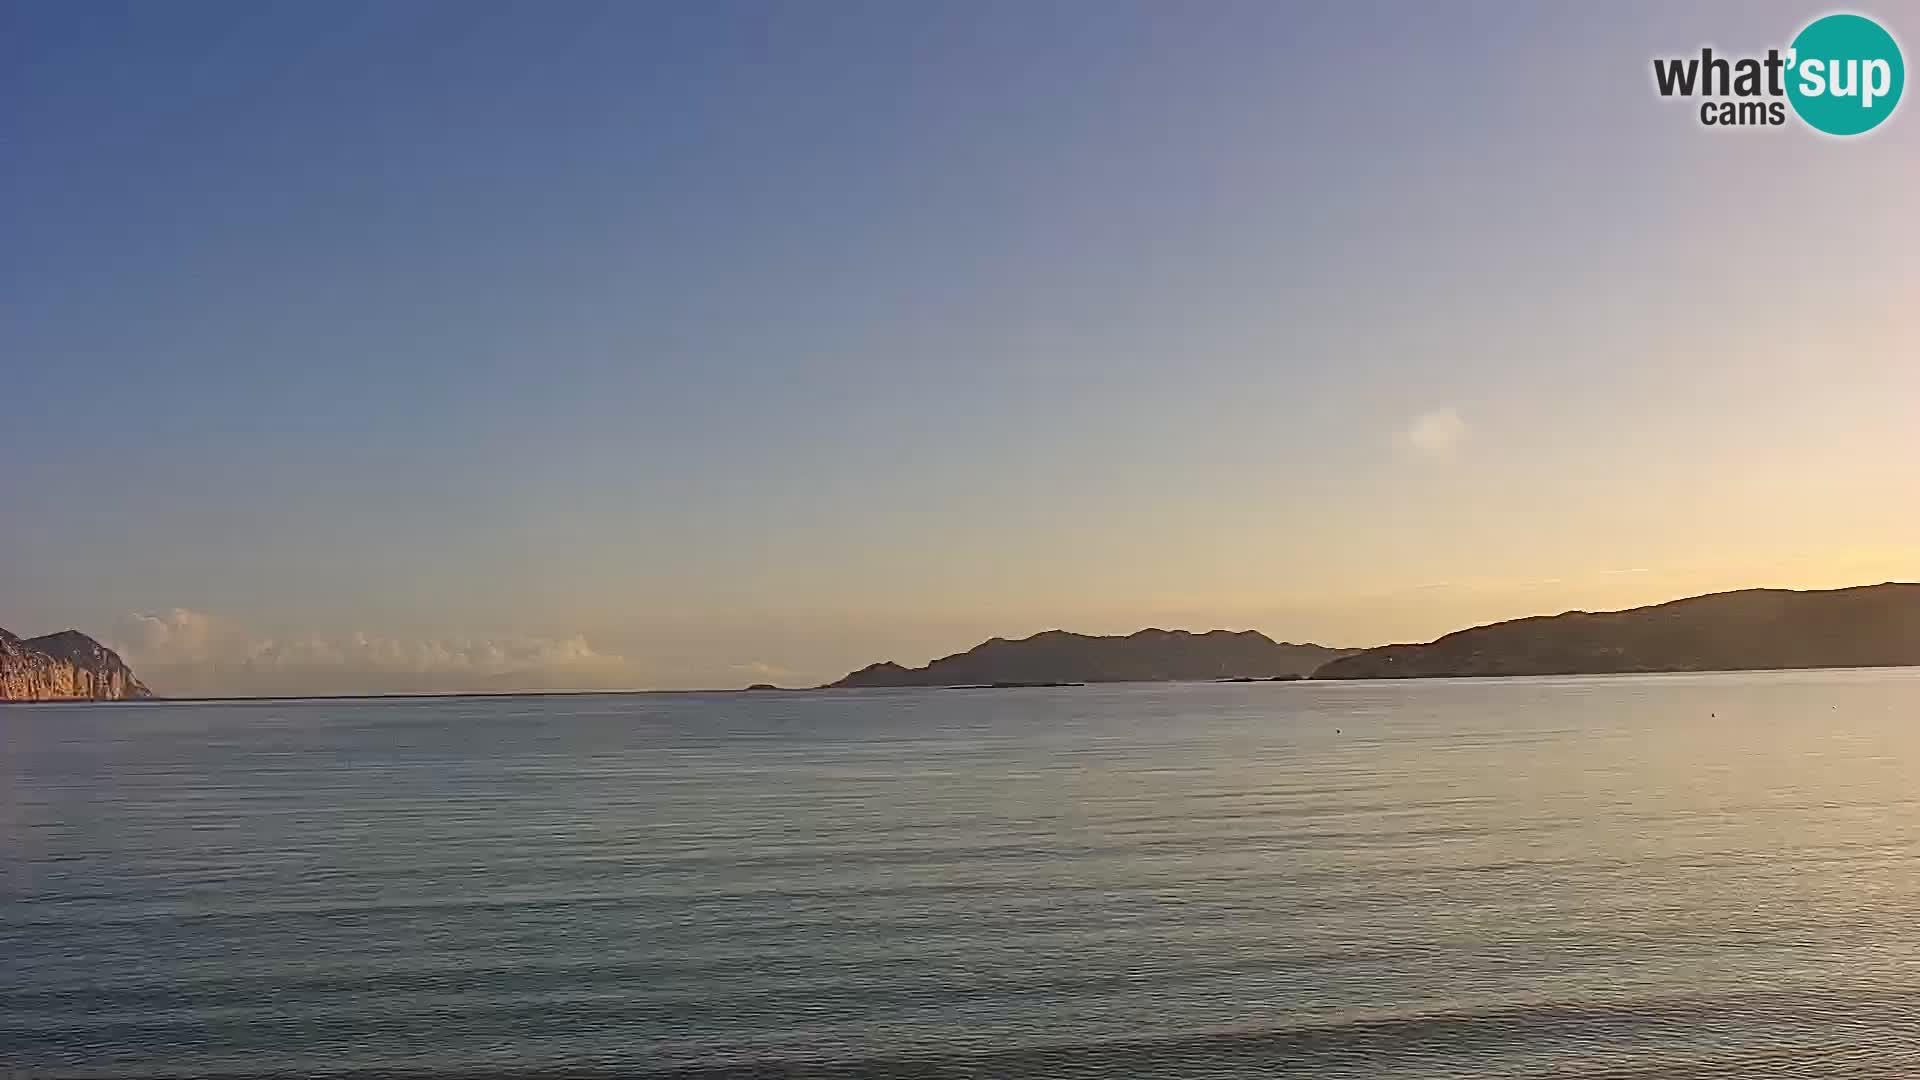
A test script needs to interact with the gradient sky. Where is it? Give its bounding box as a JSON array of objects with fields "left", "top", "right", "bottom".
[{"left": 3, "top": 1, "right": 1916, "bottom": 694}]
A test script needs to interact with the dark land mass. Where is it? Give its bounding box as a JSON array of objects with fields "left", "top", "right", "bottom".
[
  {"left": 826, "top": 629, "right": 1355, "bottom": 689},
  {"left": 15, "top": 582, "right": 1919, "bottom": 702},
  {"left": 0, "top": 628, "right": 153, "bottom": 701},
  {"left": 1314, "top": 583, "right": 1920, "bottom": 680},
  {"left": 938, "top": 680, "right": 1086, "bottom": 690}
]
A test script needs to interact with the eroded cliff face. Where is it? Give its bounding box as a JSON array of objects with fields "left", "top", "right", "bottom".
[{"left": 0, "top": 628, "right": 154, "bottom": 701}]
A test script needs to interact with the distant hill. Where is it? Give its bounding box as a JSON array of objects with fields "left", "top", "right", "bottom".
[
  {"left": 0, "top": 627, "right": 153, "bottom": 701},
  {"left": 826, "top": 629, "right": 1355, "bottom": 689},
  {"left": 1314, "top": 583, "right": 1920, "bottom": 680}
]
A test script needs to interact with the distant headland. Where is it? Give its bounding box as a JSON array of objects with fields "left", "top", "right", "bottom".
[
  {"left": 824, "top": 629, "right": 1354, "bottom": 689},
  {"left": 1314, "top": 583, "right": 1920, "bottom": 679},
  {"left": 826, "top": 583, "right": 1920, "bottom": 689},
  {"left": 0, "top": 628, "right": 152, "bottom": 702}
]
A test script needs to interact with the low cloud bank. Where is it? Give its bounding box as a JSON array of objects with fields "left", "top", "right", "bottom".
[{"left": 111, "top": 609, "right": 641, "bottom": 697}]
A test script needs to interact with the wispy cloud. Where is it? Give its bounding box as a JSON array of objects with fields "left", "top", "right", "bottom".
[{"left": 1399, "top": 407, "right": 1468, "bottom": 458}]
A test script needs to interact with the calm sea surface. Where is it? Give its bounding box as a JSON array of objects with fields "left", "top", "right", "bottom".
[{"left": 6, "top": 671, "right": 1920, "bottom": 1077}]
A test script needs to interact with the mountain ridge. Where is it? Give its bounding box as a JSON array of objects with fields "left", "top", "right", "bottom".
[
  {"left": 826, "top": 628, "right": 1354, "bottom": 688},
  {"left": 1313, "top": 583, "right": 1920, "bottom": 679}
]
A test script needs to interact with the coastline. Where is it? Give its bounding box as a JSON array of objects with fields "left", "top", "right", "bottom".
[{"left": 7, "top": 662, "right": 1920, "bottom": 706}]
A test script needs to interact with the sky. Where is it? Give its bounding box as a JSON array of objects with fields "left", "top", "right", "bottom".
[{"left": 3, "top": 1, "right": 1916, "bottom": 695}]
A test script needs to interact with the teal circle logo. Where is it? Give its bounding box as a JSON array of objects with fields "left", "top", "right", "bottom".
[{"left": 1787, "top": 14, "right": 1904, "bottom": 135}]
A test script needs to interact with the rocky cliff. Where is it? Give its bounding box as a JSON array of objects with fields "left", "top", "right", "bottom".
[
  {"left": 1314, "top": 583, "right": 1920, "bottom": 680},
  {"left": 0, "top": 627, "right": 154, "bottom": 701},
  {"left": 828, "top": 629, "right": 1354, "bottom": 688}
]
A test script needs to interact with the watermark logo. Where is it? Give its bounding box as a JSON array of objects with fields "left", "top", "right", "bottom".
[
  {"left": 1788, "top": 14, "right": 1904, "bottom": 133},
  {"left": 1653, "top": 12, "right": 1903, "bottom": 135}
]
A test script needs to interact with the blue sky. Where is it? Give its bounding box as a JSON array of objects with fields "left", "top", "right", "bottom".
[{"left": 3, "top": 2, "right": 1915, "bottom": 693}]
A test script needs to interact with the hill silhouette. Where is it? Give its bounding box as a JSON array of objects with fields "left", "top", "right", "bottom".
[
  {"left": 1314, "top": 583, "right": 1920, "bottom": 679},
  {"left": 827, "top": 629, "right": 1353, "bottom": 688}
]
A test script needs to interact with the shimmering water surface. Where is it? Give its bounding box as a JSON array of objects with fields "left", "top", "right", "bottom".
[{"left": 6, "top": 670, "right": 1920, "bottom": 1077}]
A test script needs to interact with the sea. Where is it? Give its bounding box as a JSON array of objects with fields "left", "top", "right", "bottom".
[{"left": 6, "top": 669, "right": 1920, "bottom": 1078}]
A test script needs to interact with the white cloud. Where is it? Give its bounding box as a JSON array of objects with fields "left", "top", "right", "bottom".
[
  {"left": 1399, "top": 407, "right": 1469, "bottom": 458},
  {"left": 109, "top": 610, "right": 641, "bottom": 697},
  {"left": 115, "top": 608, "right": 223, "bottom": 663}
]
